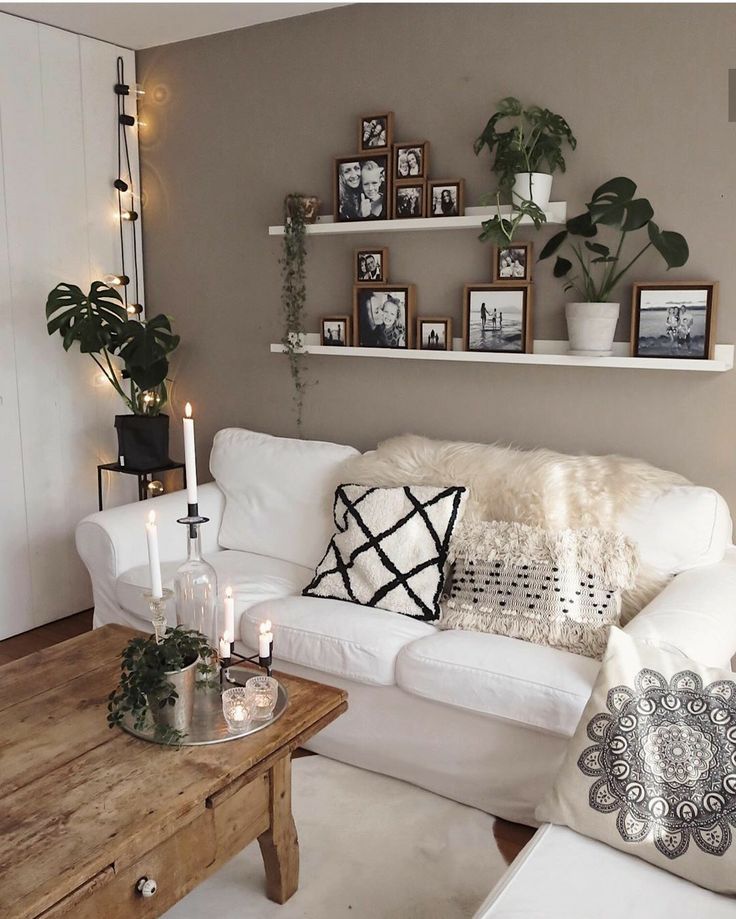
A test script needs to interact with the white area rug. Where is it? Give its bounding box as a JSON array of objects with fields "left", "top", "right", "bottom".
[{"left": 165, "top": 755, "right": 506, "bottom": 919}]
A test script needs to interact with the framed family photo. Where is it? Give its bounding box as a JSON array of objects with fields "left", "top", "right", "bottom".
[
  {"left": 393, "top": 181, "right": 426, "bottom": 219},
  {"left": 631, "top": 282, "right": 718, "bottom": 360},
  {"left": 353, "top": 285, "right": 416, "bottom": 349},
  {"left": 428, "top": 180, "right": 464, "bottom": 218},
  {"left": 358, "top": 112, "right": 394, "bottom": 154},
  {"left": 355, "top": 248, "right": 389, "bottom": 285},
  {"left": 417, "top": 317, "right": 452, "bottom": 351},
  {"left": 393, "top": 142, "right": 429, "bottom": 180},
  {"left": 493, "top": 243, "right": 532, "bottom": 283},
  {"left": 320, "top": 316, "right": 351, "bottom": 347},
  {"left": 334, "top": 154, "right": 390, "bottom": 222},
  {"left": 463, "top": 284, "right": 532, "bottom": 354}
]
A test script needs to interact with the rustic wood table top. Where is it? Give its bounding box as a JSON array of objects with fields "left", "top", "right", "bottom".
[{"left": 0, "top": 624, "right": 348, "bottom": 918}]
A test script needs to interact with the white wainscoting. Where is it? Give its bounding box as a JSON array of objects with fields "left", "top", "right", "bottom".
[{"left": 0, "top": 12, "right": 144, "bottom": 638}]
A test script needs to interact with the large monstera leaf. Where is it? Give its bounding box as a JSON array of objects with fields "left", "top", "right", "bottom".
[
  {"left": 45, "top": 282, "right": 127, "bottom": 353},
  {"left": 586, "top": 177, "right": 653, "bottom": 231},
  {"left": 115, "top": 314, "right": 180, "bottom": 391}
]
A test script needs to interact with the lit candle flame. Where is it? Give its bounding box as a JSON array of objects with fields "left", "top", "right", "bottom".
[
  {"left": 147, "top": 510, "right": 156, "bottom": 525},
  {"left": 226, "top": 586, "right": 233, "bottom": 599},
  {"left": 185, "top": 402, "right": 192, "bottom": 418},
  {"left": 259, "top": 620, "right": 272, "bottom": 635}
]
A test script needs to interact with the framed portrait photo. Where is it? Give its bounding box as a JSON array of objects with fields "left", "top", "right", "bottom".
[
  {"left": 320, "top": 315, "right": 351, "bottom": 347},
  {"left": 355, "top": 248, "right": 389, "bottom": 285},
  {"left": 393, "top": 142, "right": 429, "bottom": 180},
  {"left": 463, "top": 284, "right": 532, "bottom": 354},
  {"left": 493, "top": 242, "right": 533, "bottom": 283},
  {"left": 631, "top": 282, "right": 718, "bottom": 360},
  {"left": 428, "top": 180, "right": 464, "bottom": 218},
  {"left": 334, "top": 154, "right": 390, "bottom": 223},
  {"left": 417, "top": 317, "right": 452, "bottom": 351},
  {"left": 358, "top": 112, "right": 394, "bottom": 154},
  {"left": 393, "top": 180, "right": 426, "bottom": 219},
  {"left": 353, "top": 285, "right": 416, "bottom": 349}
]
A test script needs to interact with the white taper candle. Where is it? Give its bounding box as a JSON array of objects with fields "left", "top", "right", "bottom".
[
  {"left": 145, "top": 510, "right": 163, "bottom": 599},
  {"left": 183, "top": 402, "right": 198, "bottom": 505},
  {"left": 223, "top": 586, "right": 235, "bottom": 644}
]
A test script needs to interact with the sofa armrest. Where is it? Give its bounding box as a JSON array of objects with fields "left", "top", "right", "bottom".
[{"left": 624, "top": 547, "right": 736, "bottom": 668}]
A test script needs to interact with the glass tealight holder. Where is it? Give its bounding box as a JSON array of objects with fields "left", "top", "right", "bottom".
[
  {"left": 246, "top": 676, "right": 279, "bottom": 721},
  {"left": 221, "top": 687, "right": 253, "bottom": 732}
]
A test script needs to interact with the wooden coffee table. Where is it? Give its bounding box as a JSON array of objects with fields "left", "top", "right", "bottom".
[{"left": 0, "top": 625, "right": 347, "bottom": 918}]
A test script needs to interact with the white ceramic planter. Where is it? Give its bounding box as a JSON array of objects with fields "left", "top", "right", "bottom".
[
  {"left": 565, "top": 302, "right": 620, "bottom": 357},
  {"left": 511, "top": 172, "right": 553, "bottom": 210}
]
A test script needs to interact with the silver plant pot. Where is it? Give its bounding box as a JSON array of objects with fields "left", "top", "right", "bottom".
[{"left": 148, "top": 657, "right": 198, "bottom": 733}]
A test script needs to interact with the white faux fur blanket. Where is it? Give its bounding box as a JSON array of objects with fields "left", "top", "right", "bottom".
[{"left": 342, "top": 434, "right": 688, "bottom": 619}]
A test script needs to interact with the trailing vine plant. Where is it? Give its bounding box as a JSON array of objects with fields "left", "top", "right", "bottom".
[{"left": 280, "top": 195, "right": 309, "bottom": 433}]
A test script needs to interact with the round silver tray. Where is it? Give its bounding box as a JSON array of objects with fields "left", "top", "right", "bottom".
[{"left": 120, "top": 668, "right": 288, "bottom": 746}]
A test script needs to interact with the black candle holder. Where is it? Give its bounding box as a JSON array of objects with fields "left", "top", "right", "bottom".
[
  {"left": 220, "top": 643, "right": 273, "bottom": 687},
  {"left": 177, "top": 502, "right": 210, "bottom": 539}
]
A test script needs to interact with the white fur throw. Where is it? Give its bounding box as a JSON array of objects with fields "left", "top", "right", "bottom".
[
  {"left": 342, "top": 434, "right": 688, "bottom": 620},
  {"left": 442, "top": 521, "right": 639, "bottom": 659}
]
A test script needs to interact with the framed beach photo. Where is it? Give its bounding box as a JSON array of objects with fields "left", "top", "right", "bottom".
[
  {"left": 358, "top": 112, "right": 394, "bottom": 154},
  {"left": 463, "top": 284, "right": 532, "bottom": 353},
  {"left": 493, "top": 242, "right": 533, "bottom": 283},
  {"left": 353, "top": 285, "right": 416, "bottom": 349},
  {"left": 631, "top": 283, "right": 718, "bottom": 359},
  {"left": 393, "top": 180, "right": 426, "bottom": 219},
  {"left": 320, "top": 315, "right": 351, "bottom": 347},
  {"left": 393, "top": 142, "right": 429, "bottom": 180},
  {"left": 417, "top": 317, "right": 452, "bottom": 351},
  {"left": 334, "top": 154, "right": 390, "bottom": 223},
  {"left": 355, "top": 248, "right": 389, "bottom": 285},
  {"left": 428, "top": 180, "right": 464, "bottom": 218}
]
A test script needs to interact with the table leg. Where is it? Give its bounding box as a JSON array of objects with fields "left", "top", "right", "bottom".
[{"left": 257, "top": 755, "right": 299, "bottom": 903}]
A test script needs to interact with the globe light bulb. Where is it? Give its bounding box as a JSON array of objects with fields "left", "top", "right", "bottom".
[
  {"left": 104, "top": 274, "right": 130, "bottom": 287},
  {"left": 147, "top": 480, "right": 164, "bottom": 498},
  {"left": 121, "top": 210, "right": 139, "bottom": 221}
]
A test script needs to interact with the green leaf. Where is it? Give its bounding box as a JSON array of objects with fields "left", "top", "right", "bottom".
[
  {"left": 648, "top": 222, "right": 689, "bottom": 268},
  {"left": 115, "top": 314, "right": 180, "bottom": 391},
  {"left": 553, "top": 256, "right": 573, "bottom": 277},
  {"left": 566, "top": 212, "right": 597, "bottom": 237},
  {"left": 584, "top": 241, "right": 611, "bottom": 257},
  {"left": 45, "top": 282, "right": 126, "bottom": 354},
  {"left": 497, "top": 96, "right": 523, "bottom": 117},
  {"left": 589, "top": 176, "right": 637, "bottom": 207},
  {"left": 538, "top": 230, "right": 568, "bottom": 260}
]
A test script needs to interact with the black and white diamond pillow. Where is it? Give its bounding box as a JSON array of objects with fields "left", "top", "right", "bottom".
[{"left": 303, "top": 484, "right": 467, "bottom": 620}]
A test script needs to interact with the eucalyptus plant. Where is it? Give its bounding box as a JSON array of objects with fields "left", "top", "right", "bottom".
[
  {"left": 280, "top": 195, "right": 309, "bottom": 432},
  {"left": 107, "top": 626, "right": 216, "bottom": 745},
  {"left": 538, "top": 177, "right": 689, "bottom": 301}
]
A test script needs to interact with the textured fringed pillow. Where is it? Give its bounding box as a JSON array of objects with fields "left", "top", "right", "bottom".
[
  {"left": 441, "top": 521, "right": 638, "bottom": 658},
  {"left": 303, "top": 484, "right": 467, "bottom": 620}
]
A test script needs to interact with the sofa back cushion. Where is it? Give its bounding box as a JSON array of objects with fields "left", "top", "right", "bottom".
[{"left": 210, "top": 428, "right": 359, "bottom": 568}]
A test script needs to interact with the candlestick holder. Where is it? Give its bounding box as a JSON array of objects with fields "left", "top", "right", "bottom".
[
  {"left": 174, "top": 502, "right": 218, "bottom": 648},
  {"left": 219, "top": 640, "right": 273, "bottom": 688},
  {"left": 144, "top": 587, "right": 174, "bottom": 643}
]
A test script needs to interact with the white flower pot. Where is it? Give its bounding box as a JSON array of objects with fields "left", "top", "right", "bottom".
[
  {"left": 565, "top": 302, "right": 620, "bottom": 357},
  {"left": 511, "top": 172, "right": 553, "bottom": 211}
]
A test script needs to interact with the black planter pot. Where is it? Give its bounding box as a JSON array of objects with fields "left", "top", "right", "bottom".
[{"left": 114, "top": 414, "right": 171, "bottom": 471}]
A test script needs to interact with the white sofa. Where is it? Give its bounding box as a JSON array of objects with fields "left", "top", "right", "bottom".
[{"left": 76, "top": 428, "right": 736, "bottom": 827}]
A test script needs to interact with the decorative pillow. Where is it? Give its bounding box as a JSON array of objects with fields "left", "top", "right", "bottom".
[
  {"left": 303, "top": 484, "right": 467, "bottom": 620},
  {"left": 441, "top": 521, "right": 638, "bottom": 659},
  {"left": 537, "top": 628, "right": 736, "bottom": 894}
]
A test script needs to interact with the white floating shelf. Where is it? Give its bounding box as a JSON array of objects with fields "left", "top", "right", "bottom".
[
  {"left": 268, "top": 203, "right": 567, "bottom": 237},
  {"left": 271, "top": 335, "right": 734, "bottom": 372}
]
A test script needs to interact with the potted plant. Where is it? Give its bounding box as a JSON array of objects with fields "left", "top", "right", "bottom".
[
  {"left": 538, "top": 177, "right": 689, "bottom": 355},
  {"left": 46, "top": 281, "right": 180, "bottom": 468},
  {"left": 474, "top": 96, "right": 577, "bottom": 212},
  {"left": 280, "top": 194, "right": 310, "bottom": 432},
  {"left": 107, "top": 626, "right": 216, "bottom": 745}
]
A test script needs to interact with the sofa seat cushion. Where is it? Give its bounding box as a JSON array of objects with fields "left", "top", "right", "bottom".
[
  {"left": 396, "top": 630, "right": 599, "bottom": 736},
  {"left": 242, "top": 595, "right": 436, "bottom": 686},
  {"left": 116, "top": 550, "right": 311, "bottom": 627}
]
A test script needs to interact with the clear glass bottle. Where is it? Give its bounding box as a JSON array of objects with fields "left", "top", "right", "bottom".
[{"left": 174, "top": 525, "right": 218, "bottom": 648}]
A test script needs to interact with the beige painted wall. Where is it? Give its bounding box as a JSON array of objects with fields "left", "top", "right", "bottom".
[{"left": 138, "top": 3, "right": 736, "bottom": 511}]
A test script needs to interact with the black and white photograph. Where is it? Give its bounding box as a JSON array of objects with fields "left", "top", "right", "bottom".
[
  {"left": 464, "top": 285, "right": 531, "bottom": 353},
  {"left": 429, "top": 180, "right": 464, "bottom": 217},
  {"left": 353, "top": 285, "right": 415, "bottom": 349},
  {"left": 320, "top": 315, "right": 351, "bottom": 347},
  {"left": 493, "top": 243, "right": 532, "bottom": 283},
  {"left": 631, "top": 283, "right": 718, "bottom": 359},
  {"left": 393, "top": 182, "right": 425, "bottom": 219},
  {"left": 355, "top": 248, "right": 389, "bottom": 284},
  {"left": 393, "top": 142, "right": 429, "bottom": 179},
  {"left": 358, "top": 112, "right": 393, "bottom": 153},
  {"left": 418, "top": 318, "right": 452, "bottom": 351},
  {"left": 334, "top": 154, "right": 389, "bottom": 222}
]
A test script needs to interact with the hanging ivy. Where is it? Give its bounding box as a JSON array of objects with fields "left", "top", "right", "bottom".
[{"left": 280, "top": 195, "right": 309, "bottom": 432}]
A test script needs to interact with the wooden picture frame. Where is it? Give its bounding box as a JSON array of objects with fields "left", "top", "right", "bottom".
[
  {"left": 393, "top": 180, "right": 426, "bottom": 219},
  {"left": 463, "top": 284, "right": 532, "bottom": 354},
  {"left": 320, "top": 315, "right": 351, "bottom": 347},
  {"left": 393, "top": 142, "right": 429, "bottom": 180},
  {"left": 355, "top": 248, "right": 389, "bottom": 285},
  {"left": 428, "top": 180, "right": 465, "bottom": 218},
  {"left": 492, "top": 242, "right": 533, "bottom": 283},
  {"left": 630, "top": 282, "right": 718, "bottom": 360},
  {"left": 353, "top": 285, "right": 416, "bottom": 349},
  {"left": 334, "top": 154, "right": 390, "bottom": 223},
  {"left": 358, "top": 112, "right": 394, "bottom": 154},
  {"left": 417, "top": 317, "right": 452, "bottom": 351}
]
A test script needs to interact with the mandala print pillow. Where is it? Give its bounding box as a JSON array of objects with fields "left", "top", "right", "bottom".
[
  {"left": 303, "top": 484, "right": 467, "bottom": 620},
  {"left": 538, "top": 628, "right": 736, "bottom": 894}
]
